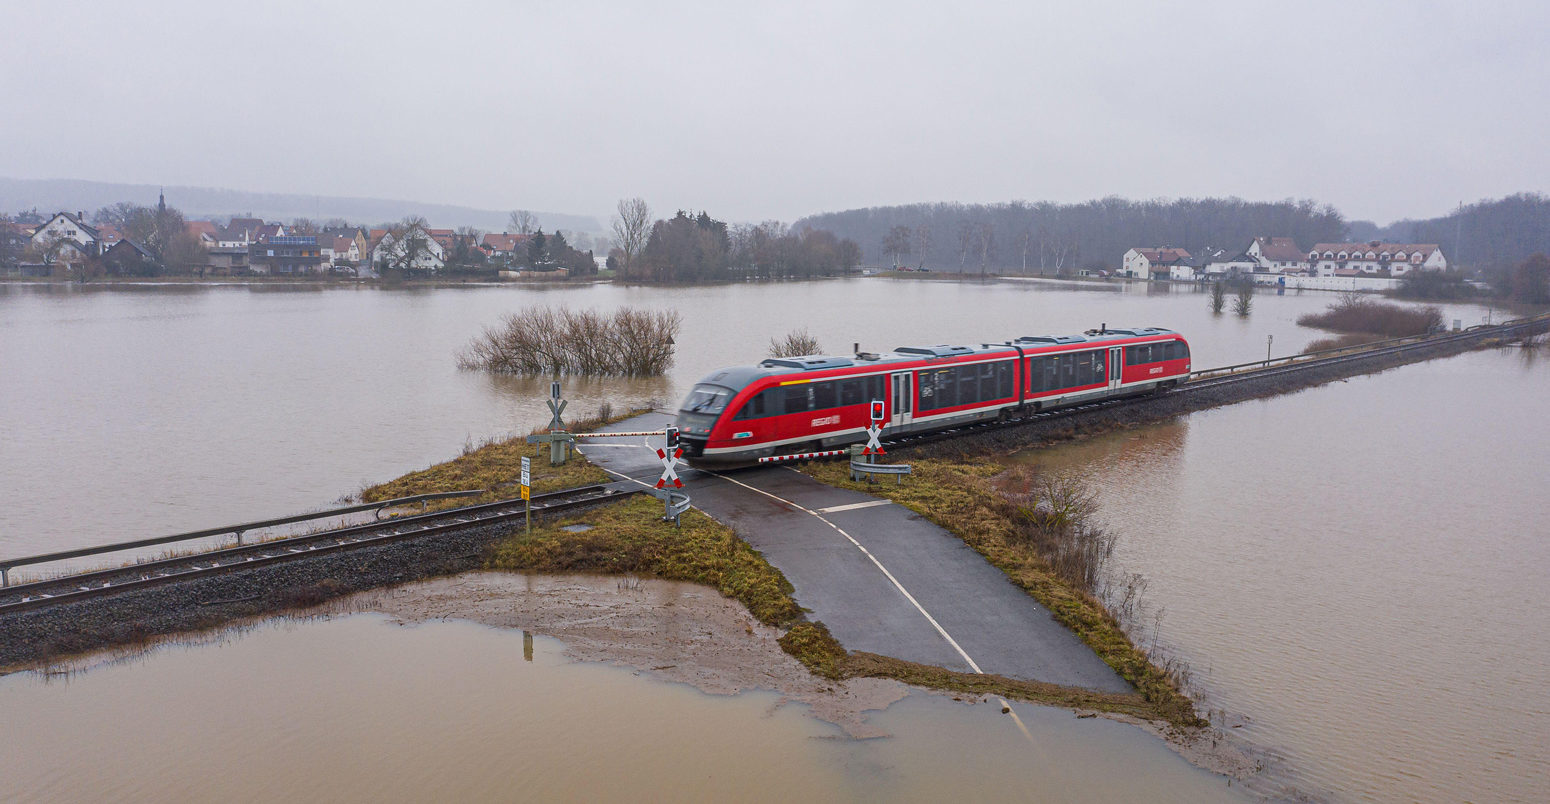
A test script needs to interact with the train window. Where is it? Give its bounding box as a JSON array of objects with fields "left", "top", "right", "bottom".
[
  {"left": 783, "top": 385, "right": 810, "bottom": 415},
  {"left": 1176, "top": 341, "right": 1190, "bottom": 361},
  {"left": 813, "top": 381, "right": 837, "bottom": 410},
  {"left": 997, "top": 361, "right": 1012, "bottom": 398},
  {"left": 732, "top": 390, "right": 766, "bottom": 420},
  {"left": 924, "top": 368, "right": 955, "bottom": 410},
  {"left": 1125, "top": 344, "right": 1151, "bottom": 364},
  {"left": 839, "top": 379, "right": 860, "bottom": 407}
]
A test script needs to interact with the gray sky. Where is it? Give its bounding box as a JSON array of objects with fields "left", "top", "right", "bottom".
[{"left": 3, "top": 0, "right": 1546, "bottom": 225}]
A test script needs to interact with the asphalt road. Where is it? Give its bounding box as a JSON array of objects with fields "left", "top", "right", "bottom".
[{"left": 581, "top": 412, "right": 1129, "bottom": 693}]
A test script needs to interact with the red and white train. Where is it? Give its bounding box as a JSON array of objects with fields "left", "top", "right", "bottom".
[{"left": 676, "top": 326, "right": 1192, "bottom": 467}]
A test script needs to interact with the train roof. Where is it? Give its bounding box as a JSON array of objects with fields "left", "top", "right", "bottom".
[{"left": 692, "top": 328, "right": 1180, "bottom": 390}]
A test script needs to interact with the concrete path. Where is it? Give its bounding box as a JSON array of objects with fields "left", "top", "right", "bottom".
[{"left": 579, "top": 412, "right": 1129, "bottom": 693}]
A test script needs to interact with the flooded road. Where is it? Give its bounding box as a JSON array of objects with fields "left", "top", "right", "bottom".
[
  {"left": 0, "top": 612, "right": 1239, "bottom": 802},
  {"left": 1017, "top": 348, "right": 1550, "bottom": 802}
]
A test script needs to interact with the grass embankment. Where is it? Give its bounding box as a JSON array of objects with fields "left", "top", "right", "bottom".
[
  {"left": 800, "top": 459, "right": 1204, "bottom": 728},
  {"left": 495, "top": 496, "right": 1187, "bottom": 725},
  {"left": 487, "top": 495, "right": 800, "bottom": 625},
  {"left": 359, "top": 409, "right": 647, "bottom": 511}
]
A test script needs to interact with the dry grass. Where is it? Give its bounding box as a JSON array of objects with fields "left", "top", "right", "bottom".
[
  {"left": 1298, "top": 293, "right": 1443, "bottom": 337},
  {"left": 800, "top": 458, "right": 1204, "bottom": 728},
  {"left": 1302, "top": 332, "right": 1388, "bottom": 354},
  {"left": 360, "top": 408, "right": 647, "bottom": 511},
  {"left": 486, "top": 496, "right": 801, "bottom": 626},
  {"left": 458, "top": 304, "right": 681, "bottom": 376}
]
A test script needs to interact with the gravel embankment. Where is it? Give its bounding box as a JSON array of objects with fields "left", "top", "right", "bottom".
[
  {"left": 0, "top": 519, "right": 522, "bottom": 671},
  {"left": 921, "top": 335, "right": 1500, "bottom": 458}
]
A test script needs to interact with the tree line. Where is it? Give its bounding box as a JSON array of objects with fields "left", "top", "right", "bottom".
[
  {"left": 606, "top": 198, "right": 861, "bottom": 282},
  {"left": 795, "top": 197, "right": 1352, "bottom": 274}
]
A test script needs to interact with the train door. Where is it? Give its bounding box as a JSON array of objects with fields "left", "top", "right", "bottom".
[
  {"left": 1107, "top": 347, "right": 1124, "bottom": 390},
  {"left": 889, "top": 372, "right": 913, "bottom": 428}
]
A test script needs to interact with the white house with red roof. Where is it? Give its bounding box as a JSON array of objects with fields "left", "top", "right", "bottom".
[
  {"left": 1246, "top": 237, "right": 1310, "bottom": 274},
  {"left": 1121, "top": 247, "right": 1191, "bottom": 279},
  {"left": 1309, "top": 242, "right": 1447, "bottom": 277}
]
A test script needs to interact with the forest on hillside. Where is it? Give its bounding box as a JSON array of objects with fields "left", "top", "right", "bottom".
[
  {"left": 1347, "top": 193, "right": 1550, "bottom": 271},
  {"left": 794, "top": 197, "right": 1349, "bottom": 274},
  {"left": 796, "top": 194, "right": 1550, "bottom": 275}
]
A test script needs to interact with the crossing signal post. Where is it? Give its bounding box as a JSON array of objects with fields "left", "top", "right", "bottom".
[
  {"left": 526, "top": 379, "right": 576, "bottom": 465},
  {"left": 653, "top": 426, "right": 690, "bottom": 525},
  {"left": 864, "top": 399, "right": 886, "bottom": 456}
]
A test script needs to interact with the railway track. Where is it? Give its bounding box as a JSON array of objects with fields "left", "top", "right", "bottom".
[
  {"left": 0, "top": 484, "right": 629, "bottom": 616},
  {"left": 877, "top": 314, "right": 1549, "bottom": 453}
]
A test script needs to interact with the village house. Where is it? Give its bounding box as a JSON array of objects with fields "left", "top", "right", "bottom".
[
  {"left": 371, "top": 224, "right": 445, "bottom": 273},
  {"left": 1120, "top": 247, "right": 1191, "bottom": 279},
  {"left": 481, "top": 232, "right": 530, "bottom": 264},
  {"left": 216, "top": 217, "right": 274, "bottom": 249},
  {"left": 29, "top": 212, "right": 100, "bottom": 253},
  {"left": 100, "top": 239, "right": 164, "bottom": 277},
  {"left": 185, "top": 220, "right": 220, "bottom": 249},
  {"left": 248, "top": 235, "right": 325, "bottom": 274},
  {"left": 1246, "top": 236, "right": 1311, "bottom": 274},
  {"left": 1309, "top": 242, "right": 1447, "bottom": 277},
  {"left": 321, "top": 235, "right": 363, "bottom": 272}
]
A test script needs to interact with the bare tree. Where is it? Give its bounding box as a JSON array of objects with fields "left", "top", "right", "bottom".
[
  {"left": 91, "top": 202, "right": 139, "bottom": 227},
  {"left": 881, "top": 225, "right": 912, "bottom": 268},
  {"left": 913, "top": 223, "right": 932, "bottom": 269},
  {"left": 611, "top": 197, "right": 651, "bottom": 278},
  {"left": 948, "top": 221, "right": 973, "bottom": 272},
  {"left": 507, "top": 209, "right": 537, "bottom": 236},
  {"left": 974, "top": 222, "right": 995, "bottom": 277}
]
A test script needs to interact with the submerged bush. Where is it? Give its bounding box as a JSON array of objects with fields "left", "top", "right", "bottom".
[
  {"left": 768, "top": 328, "right": 822, "bottom": 358},
  {"left": 458, "top": 304, "right": 681, "bottom": 376},
  {"left": 1297, "top": 293, "right": 1443, "bottom": 337}
]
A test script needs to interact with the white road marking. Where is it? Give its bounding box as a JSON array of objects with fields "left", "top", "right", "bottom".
[
  {"left": 579, "top": 438, "right": 1035, "bottom": 742},
  {"left": 713, "top": 469, "right": 984, "bottom": 671},
  {"left": 816, "top": 499, "right": 893, "bottom": 514}
]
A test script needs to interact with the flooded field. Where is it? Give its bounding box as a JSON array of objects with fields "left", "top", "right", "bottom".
[
  {"left": 0, "top": 603, "right": 1238, "bottom": 802},
  {"left": 0, "top": 279, "right": 1530, "bottom": 800},
  {"left": 1017, "top": 348, "right": 1550, "bottom": 802},
  {"left": 0, "top": 279, "right": 1493, "bottom": 560}
]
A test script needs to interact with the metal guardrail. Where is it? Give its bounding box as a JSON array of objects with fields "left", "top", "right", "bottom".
[
  {"left": 0, "top": 489, "right": 485, "bottom": 587},
  {"left": 1187, "top": 312, "right": 1550, "bottom": 382}
]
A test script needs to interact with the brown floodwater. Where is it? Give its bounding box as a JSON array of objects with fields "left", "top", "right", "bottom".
[
  {"left": 0, "top": 279, "right": 1495, "bottom": 564},
  {"left": 1015, "top": 347, "right": 1550, "bottom": 802},
  {"left": 0, "top": 280, "right": 1522, "bottom": 799},
  {"left": 0, "top": 613, "right": 1241, "bottom": 802}
]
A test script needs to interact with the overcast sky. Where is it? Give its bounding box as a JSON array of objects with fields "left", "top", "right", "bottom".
[{"left": 3, "top": 1, "right": 1546, "bottom": 225}]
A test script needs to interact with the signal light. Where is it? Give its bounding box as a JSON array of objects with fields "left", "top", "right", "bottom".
[
  {"left": 869, "top": 400, "right": 885, "bottom": 422},
  {"left": 665, "top": 425, "right": 680, "bottom": 450}
]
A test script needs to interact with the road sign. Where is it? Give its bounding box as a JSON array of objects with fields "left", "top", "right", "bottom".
[
  {"left": 862, "top": 424, "right": 885, "bottom": 455},
  {"left": 655, "top": 430, "right": 684, "bottom": 489},
  {"left": 520, "top": 456, "right": 531, "bottom": 500}
]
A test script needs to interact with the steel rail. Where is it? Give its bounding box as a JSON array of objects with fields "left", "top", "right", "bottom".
[
  {"left": 866, "top": 314, "right": 1549, "bottom": 454},
  {"left": 0, "top": 485, "right": 626, "bottom": 615},
  {"left": 0, "top": 489, "right": 489, "bottom": 584}
]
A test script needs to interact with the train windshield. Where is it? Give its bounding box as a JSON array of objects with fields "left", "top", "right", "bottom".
[{"left": 680, "top": 384, "right": 734, "bottom": 415}]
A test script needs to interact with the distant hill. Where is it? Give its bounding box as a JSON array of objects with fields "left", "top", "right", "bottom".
[{"left": 0, "top": 177, "right": 602, "bottom": 234}]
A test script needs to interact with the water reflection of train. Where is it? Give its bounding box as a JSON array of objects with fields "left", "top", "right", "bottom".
[{"left": 675, "top": 327, "right": 1191, "bottom": 467}]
